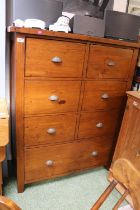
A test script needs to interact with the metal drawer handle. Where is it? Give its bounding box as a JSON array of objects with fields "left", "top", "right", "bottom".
[
  {"left": 136, "top": 150, "right": 140, "bottom": 157},
  {"left": 46, "top": 160, "right": 54, "bottom": 166},
  {"left": 107, "top": 60, "right": 116, "bottom": 67},
  {"left": 133, "top": 101, "right": 139, "bottom": 107},
  {"left": 51, "top": 56, "right": 62, "bottom": 63},
  {"left": 47, "top": 128, "right": 56, "bottom": 135},
  {"left": 101, "top": 93, "right": 109, "bottom": 99},
  {"left": 48, "top": 95, "right": 59, "bottom": 102},
  {"left": 96, "top": 122, "right": 103, "bottom": 128},
  {"left": 91, "top": 151, "right": 98, "bottom": 157}
]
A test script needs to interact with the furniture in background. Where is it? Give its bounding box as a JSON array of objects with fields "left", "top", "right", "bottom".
[
  {"left": 0, "top": 99, "right": 9, "bottom": 195},
  {"left": 0, "top": 196, "right": 21, "bottom": 210},
  {"left": 91, "top": 91, "right": 140, "bottom": 210},
  {"left": 8, "top": 26, "right": 140, "bottom": 192}
]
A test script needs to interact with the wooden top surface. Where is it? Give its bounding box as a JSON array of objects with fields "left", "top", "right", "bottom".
[
  {"left": 8, "top": 26, "right": 140, "bottom": 49},
  {"left": 0, "top": 99, "right": 9, "bottom": 147},
  {"left": 127, "top": 91, "right": 140, "bottom": 100},
  {"left": 0, "top": 99, "right": 9, "bottom": 119}
]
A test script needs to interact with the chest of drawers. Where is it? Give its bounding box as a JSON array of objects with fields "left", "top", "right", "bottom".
[{"left": 9, "top": 27, "right": 140, "bottom": 192}]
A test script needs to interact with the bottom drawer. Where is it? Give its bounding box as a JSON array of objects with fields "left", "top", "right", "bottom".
[{"left": 25, "top": 137, "right": 113, "bottom": 182}]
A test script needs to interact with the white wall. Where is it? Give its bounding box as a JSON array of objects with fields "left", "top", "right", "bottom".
[
  {"left": 113, "top": 0, "right": 128, "bottom": 12},
  {"left": 0, "top": 0, "right": 6, "bottom": 97}
]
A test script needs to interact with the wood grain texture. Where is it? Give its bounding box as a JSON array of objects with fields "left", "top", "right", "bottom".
[
  {"left": 113, "top": 96, "right": 140, "bottom": 172},
  {"left": 25, "top": 38, "right": 86, "bottom": 78},
  {"left": 112, "top": 159, "right": 140, "bottom": 210},
  {"left": 24, "top": 80, "right": 81, "bottom": 115},
  {"left": 109, "top": 93, "right": 140, "bottom": 209},
  {"left": 25, "top": 137, "right": 113, "bottom": 182},
  {"left": 78, "top": 110, "right": 120, "bottom": 139},
  {"left": 0, "top": 99, "right": 9, "bottom": 195},
  {"left": 82, "top": 81, "right": 127, "bottom": 111},
  {"left": 8, "top": 26, "right": 140, "bottom": 49},
  {"left": 87, "top": 45, "right": 133, "bottom": 79},
  {"left": 0, "top": 99, "right": 9, "bottom": 147},
  {"left": 0, "top": 147, "right": 6, "bottom": 162},
  {"left": 0, "top": 196, "right": 21, "bottom": 210},
  {"left": 24, "top": 114, "right": 77, "bottom": 146},
  {"left": 9, "top": 28, "right": 139, "bottom": 191},
  {"left": 14, "top": 35, "right": 25, "bottom": 193},
  {"left": 91, "top": 180, "right": 118, "bottom": 210}
]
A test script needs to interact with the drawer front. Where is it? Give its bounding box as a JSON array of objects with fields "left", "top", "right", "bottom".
[
  {"left": 25, "top": 38, "right": 86, "bottom": 78},
  {"left": 78, "top": 110, "right": 120, "bottom": 139},
  {"left": 87, "top": 45, "right": 133, "bottom": 79},
  {"left": 24, "top": 114, "right": 77, "bottom": 146},
  {"left": 24, "top": 80, "right": 81, "bottom": 115},
  {"left": 25, "top": 137, "right": 112, "bottom": 182},
  {"left": 82, "top": 81, "right": 126, "bottom": 111}
]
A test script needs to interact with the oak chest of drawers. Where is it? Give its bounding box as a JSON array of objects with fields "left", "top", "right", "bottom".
[{"left": 9, "top": 27, "right": 140, "bottom": 192}]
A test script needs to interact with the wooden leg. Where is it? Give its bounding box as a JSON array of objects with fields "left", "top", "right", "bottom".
[
  {"left": 112, "top": 190, "right": 129, "bottom": 210},
  {"left": 90, "top": 180, "right": 118, "bottom": 210},
  {"left": 17, "top": 179, "right": 24, "bottom": 193},
  {"left": 0, "top": 196, "right": 21, "bottom": 210},
  {"left": 0, "top": 163, "right": 3, "bottom": 195}
]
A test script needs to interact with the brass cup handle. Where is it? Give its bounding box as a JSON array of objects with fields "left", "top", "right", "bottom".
[
  {"left": 48, "top": 95, "right": 59, "bottom": 102},
  {"left": 46, "top": 160, "right": 54, "bottom": 166},
  {"left": 107, "top": 60, "right": 116, "bottom": 67},
  {"left": 96, "top": 122, "right": 103, "bottom": 128},
  {"left": 51, "top": 56, "right": 62, "bottom": 63},
  {"left": 136, "top": 150, "right": 140, "bottom": 157},
  {"left": 101, "top": 93, "right": 109, "bottom": 99},
  {"left": 133, "top": 101, "right": 140, "bottom": 109},
  {"left": 91, "top": 151, "right": 98, "bottom": 157},
  {"left": 47, "top": 128, "right": 56, "bottom": 135}
]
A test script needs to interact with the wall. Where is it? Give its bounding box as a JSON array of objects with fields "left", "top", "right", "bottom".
[
  {"left": 0, "top": 0, "right": 6, "bottom": 97},
  {"left": 0, "top": 0, "right": 128, "bottom": 99},
  {"left": 113, "top": 0, "right": 128, "bottom": 12}
]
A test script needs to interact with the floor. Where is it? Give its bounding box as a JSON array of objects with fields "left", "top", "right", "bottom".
[{"left": 4, "top": 167, "right": 126, "bottom": 210}]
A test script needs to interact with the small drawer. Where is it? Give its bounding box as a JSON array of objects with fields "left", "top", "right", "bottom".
[
  {"left": 25, "top": 38, "right": 86, "bottom": 78},
  {"left": 24, "top": 80, "right": 81, "bottom": 115},
  {"left": 82, "top": 81, "right": 126, "bottom": 111},
  {"left": 87, "top": 45, "right": 133, "bottom": 79},
  {"left": 25, "top": 137, "right": 112, "bottom": 182},
  {"left": 24, "top": 114, "right": 77, "bottom": 146},
  {"left": 78, "top": 110, "right": 120, "bottom": 139}
]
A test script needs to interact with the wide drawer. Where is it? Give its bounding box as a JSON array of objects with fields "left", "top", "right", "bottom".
[
  {"left": 87, "top": 45, "right": 133, "bottom": 79},
  {"left": 24, "top": 80, "right": 81, "bottom": 115},
  {"left": 25, "top": 137, "right": 113, "bottom": 182},
  {"left": 82, "top": 81, "right": 126, "bottom": 111},
  {"left": 25, "top": 38, "right": 86, "bottom": 78},
  {"left": 24, "top": 114, "right": 77, "bottom": 146},
  {"left": 78, "top": 110, "right": 120, "bottom": 139}
]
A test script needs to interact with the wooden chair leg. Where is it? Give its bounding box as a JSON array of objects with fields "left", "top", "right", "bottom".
[
  {"left": 112, "top": 190, "right": 129, "bottom": 210},
  {"left": 0, "top": 196, "right": 21, "bottom": 210},
  {"left": 90, "top": 180, "right": 118, "bottom": 210}
]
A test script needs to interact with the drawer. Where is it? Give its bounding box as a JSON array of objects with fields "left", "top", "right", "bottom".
[
  {"left": 24, "top": 114, "right": 77, "bottom": 146},
  {"left": 82, "top": 81, "right": 126, "bottom": 111},
  {"left": 78, "top": 110, "right": 120, "bottom": 139},
  {"left": 87, "top": 45, "right": 133, "bottom": 79},
  {"left": 25, "top": 137, "right": 112, "bottom": 182},
  {"left": 25, "top": 38, "right": 86, "bottom": 78},
  {"left": 24, "top": 80, "right": 81, "bottom": 115}
]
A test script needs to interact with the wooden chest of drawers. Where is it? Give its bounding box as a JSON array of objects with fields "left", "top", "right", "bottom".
[{"left": 9, "top": 27, "right": 140, "bottom": 192}]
